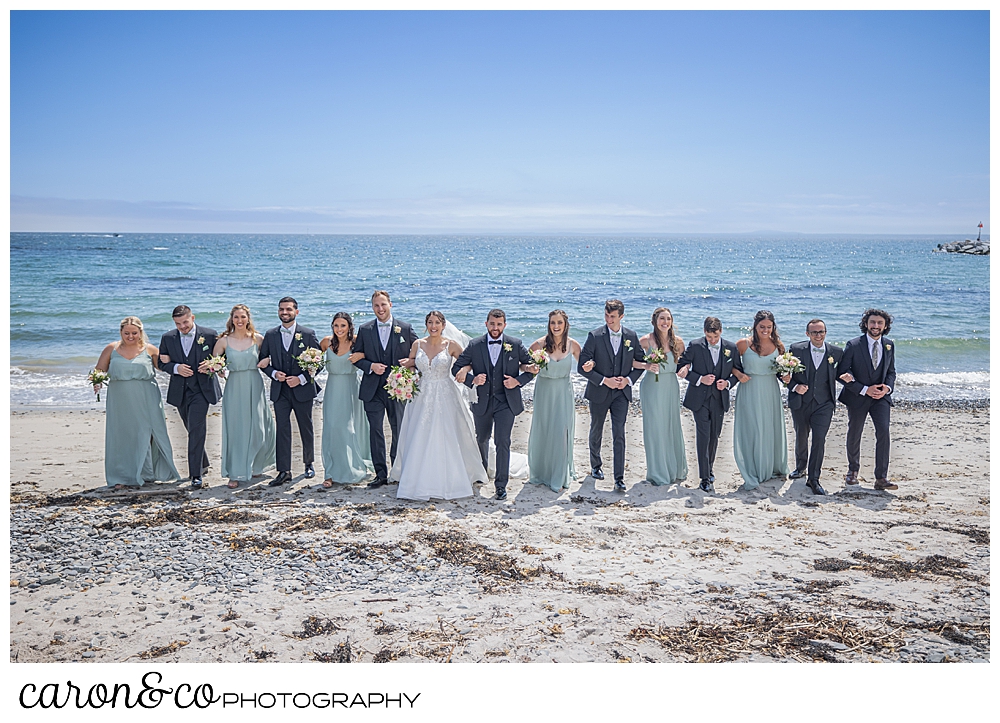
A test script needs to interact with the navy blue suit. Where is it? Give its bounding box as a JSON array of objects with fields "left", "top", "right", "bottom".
[{"left": 836, "top": 334, "right": 896, "bottom": 481}]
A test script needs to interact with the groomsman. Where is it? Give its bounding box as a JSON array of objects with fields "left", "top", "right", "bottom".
[
  {"left": 785, "top": 319, "right": 843, "bottom": 495},
  {"left": 259, "top": 297, "right": 321, "bottom": 486},
  {"left": 158, "top": 305, "right": 222, "bottom": 489},
  {"left": 353, "top": 290, "right": 418, "bottom": 488},
  {"left": 837, "top": 308, "right": 897, "bottom": 491},
  {"left": 677, "top": 317, "right": 743, "bottom": 493},
  {"left": 453, "top": 309, "right": 536, "bottom": 500},
  {"left": 578, "top": 299, "right": 643, "bottom": 492}
]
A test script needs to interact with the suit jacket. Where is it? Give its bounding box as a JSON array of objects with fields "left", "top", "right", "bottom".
[
  {"left": 259, "top": 323, "right": 322, "bottom": 403},
  {"left": 836, "top": 334, "right": 896, "bottom": 409},
  {"left": 577, "top": 325, "right": 643, "bottom": 405},
  {"left": 157, "top": 325, "right": 222, "bottom": 407},
  {"left": 352, "top": 318, "right": 419, "bottom": 402},
  {"left": 677, "top": 336, "right": 742, "bottom": 413},
  {"left": 453, "top": 334, "right": 534, "bottom": 416},
  {"left": 785, "top": 340, "right": 844, "bottom": 411}
]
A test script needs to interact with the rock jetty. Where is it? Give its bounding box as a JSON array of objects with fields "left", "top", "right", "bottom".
[{"left": 935, "top": 239, "right": 989, "bottom": 255}]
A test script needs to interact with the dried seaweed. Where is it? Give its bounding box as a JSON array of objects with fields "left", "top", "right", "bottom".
[
  {"left": 270, "top": 514, "right": 337, "bottom": 533},
  {"left": 813, "top": 557, "right": 853, "bottom": 572},
  {"left": 374, "top": 622, "right": 399, "bottom": 635},
  {"left": 411, "top": 530, "right": 560, "bottom": 587},
  {"left": 250, "top": 648, "right": 277, "bottom": 660},
  {"left": 628, "top": 613, "right": 905, "bottom": 662},
  {"left": 138, "top": 640, "right": 189, "bottom": 659},
  {"left": 849, "top": 551, "right": 981, "bottom": 583},
  {"left": 569, "top": 495, "right": 630, "bottom": 508},
  {"left": 96, "top": 505, "right": 267, "bottom": 530},
  {"left": 292, "top": 616, "right": 343, "bottom": 639},
  {"left": 311, "top": 640, "right": 352, "bottom": 663},
  {"left": 372, "top": 647, "right": 406, "bottom": 663},
  {"left": 222, "top": 609, "right": 241, "bottom": 622},
  {"left": 797, "top": 579, "right": 848, "bottom": 593},
  {"left": 576, "top": 580, "right": 626, "bottom": 596}
]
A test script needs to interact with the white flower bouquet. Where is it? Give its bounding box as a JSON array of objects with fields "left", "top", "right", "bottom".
[
  {"left": 203, "top": 354, "right": 228, "bottom": 379},
  {"left": 295, "top": 347, "right": 325, "bottom": 380},
  {"left": 528, "top": 348, "right": 549, "bottom": 370},
  {"left": 771, "top": 351, "right": 805, "bottom": 375},
  {"left": 385, "top": 365, "right": 420, "bottom": 403},
  {"left": 87, "top": 369, "right": 110, "bottom": 401},
  {"left": 644, "top": 346, "right": 669, "bottom": 381}
]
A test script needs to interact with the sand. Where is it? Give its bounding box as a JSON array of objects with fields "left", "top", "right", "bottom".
[{"left": 8, "top": 401, "right": 990, "bottom": 664}]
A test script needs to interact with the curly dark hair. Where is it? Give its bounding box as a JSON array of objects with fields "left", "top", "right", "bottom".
[
  {"left": 859, "top": 308, "right": 892, "bottom": 335},
  {"left": 330, "top": 312, "right": 355, "bottom": 354},
  {"left": 750, "top": 310, "right": 785, "bottom": 355}
]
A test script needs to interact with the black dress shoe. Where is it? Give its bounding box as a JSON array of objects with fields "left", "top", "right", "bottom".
[
  {"left": 699, "top": 479, "right": 715, "bottom": 493},
  {"left": 807, "top": 479, "right": 827, "bottom": 496},
  {"left": 591, "top": 468, "right": 604, "bottom": 481},
  {"left": 367, "top": 477, "right": 389, "bottom": 489},
  {"left": 269, "top": 471, "right": 291, "bottom": 487},
  {"left": 304, "top": 464, "right": 316, "bottom": 479},
  {"left": 190, "top": 477, "right": 203, "bottom": 489},
  {"left": 788, "top": 469, "right": 806, "bottom": 480},
  {"left": 709, "top": 475, "right": 716, "bottom": 483},
  {"left": 614, "top": 478, "right": 626, "bottom": 492},
  {"left": 496, "top": 488, "right": 507, "bottom": 501}
]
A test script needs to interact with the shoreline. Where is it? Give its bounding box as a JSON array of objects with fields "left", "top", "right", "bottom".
[{"left": 9, "top": 405, "right": 991, "bottom": 663}]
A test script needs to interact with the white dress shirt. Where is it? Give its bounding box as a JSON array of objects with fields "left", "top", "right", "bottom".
[
  {"left": 859, "top": 335, "right": 890, "bottom": 396},
  {"left": 602, "top": 326, "right": 633, "bottom": 387},
  {"left": 696, "top": 341, "right": 728, "bottom": 388},
  {"left": 275, "top": 323, "right": 307, "bottom": 385},
  {"left": 377, "top": 317, "right": 394, "bottom": 349},
  {"left": 172, "top": 327, "right": 197, "bottom": 375},
  {"left": 811, "top": 343, "right": 825, "bottom": 370},
  {"left": 488, "top": 336, "right": 503, "bottom": 366}
]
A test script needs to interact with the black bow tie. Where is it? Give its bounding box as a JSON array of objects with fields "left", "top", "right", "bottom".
[{"left": 488, "top": 339, "right": 502, "bottom": 346}]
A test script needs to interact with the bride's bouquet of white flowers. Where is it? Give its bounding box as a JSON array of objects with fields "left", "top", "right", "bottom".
[
  {"left": 771, "top": 351, "right": 805, "bottom": 375},
  {"left": 528, "top": 348, "right": 549, "bottom": 370},
  {"left": 295, "top": 347, "right": 325, "bottom": 380},
  {"left": 203, "top": 354, "right": 228, "bottom": 379},
  {"left": 644, "top": 346, "right": 669, "bottom": 382},
  {"left": 385, "top": 365, "right": 420, "bottom": 403},
  {"left": 87, "top": 369, "right": 110, "bottom": 401}
]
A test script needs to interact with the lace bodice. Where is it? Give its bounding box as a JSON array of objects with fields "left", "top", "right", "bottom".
[{"left": 415, "top": 343, "right": 455, "bottom": 382}]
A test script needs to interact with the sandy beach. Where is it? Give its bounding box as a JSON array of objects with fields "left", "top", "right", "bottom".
[{"left": 9, "top": 402, "right": 990, "bottom": 664}]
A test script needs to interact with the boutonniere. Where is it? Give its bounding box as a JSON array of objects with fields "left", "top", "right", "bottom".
[
  {"left": 197, "top": 336, "right": 205, "bottom": 345},
  {"left": 394, "top": 326, "right": 401, "bottom": 334},
  {"left": 624, "top": 339, "right": 632, "bottom": 349},
  {"left": 295, "top": 333, "right": 302, "bottom": 341},
  {"left": 884, "top": 344, "right": 891, "bottom": 351},
  {"left": 828, "top": 356, "right": 835, "bottom": 365},
  {"left": 503, "top": 343, "right": 512, "bottom": 352},
  {"left": 723, "top": 348, "right": 731, "bottom": 358}
]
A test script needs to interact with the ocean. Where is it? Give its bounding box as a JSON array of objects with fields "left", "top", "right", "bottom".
[{"left": 9, "top": 233, "right": 989, "bottom": 406}]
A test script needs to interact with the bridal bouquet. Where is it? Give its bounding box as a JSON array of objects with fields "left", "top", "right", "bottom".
[
  {"left": 528, "top": 348, "right": 549, "bottom": 370},
  {"left": 203, "top": 354, "right": 228, "bottom": 379},
  {"left": 771, "top": 351, "right": 805, "bottom": 375},
  {"left": 385, "top": 365, "right": 419, "bottom": 403},
  {"left": 87, "top": 369, "right": 110, "bottom": 401},
  {"left": 295, "top": 347, "right": 326, "bottom": 380},
  {"left": 644, "top": 347, "right": 669, "bottom": 382}
]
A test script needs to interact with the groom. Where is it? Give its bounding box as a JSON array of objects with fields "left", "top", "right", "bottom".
[
  {"left": 157, "top": 305, "right": 222, "bottom": 489},
  {"left": 259, "top": 297, "right": 321, "bottom": 487},
  {"left": 677, "top": 316, "right": 743, "bottom": 493},
  {"left": 578, "top": 299, "right": 643, "bottom": 492},
  {"left": 353, "top": 290, "right": 418, "bottom": 488},
  {"left": 452, "top": 309, "right": 535, "bottom": 500}
]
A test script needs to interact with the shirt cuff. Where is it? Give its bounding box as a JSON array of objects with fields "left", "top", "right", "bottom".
[
  {"left": 271, "top": 370, "right": 281, "bottom": 380},
  {"left": 298, "top": 374, "right": 307, "bottom": 385},
  {"left": 860, "top": 385, "right": 869, "bottom": 396},
  {"left": 696, "top": 377, "right": 702, "bottom": 386},
  {"left": 626, "top": 378, "right": 633, "bottom": 387},
  {"left": 172, "top": 364, "right": 181, "bottom": 375}
]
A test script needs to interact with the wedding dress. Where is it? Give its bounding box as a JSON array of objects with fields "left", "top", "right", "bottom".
[{"left": 392, "top": 342, "right": 486, "bottom": 500}]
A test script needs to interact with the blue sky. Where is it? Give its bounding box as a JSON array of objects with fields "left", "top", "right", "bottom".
[{"left": 10, "top": 10, "right": 989, "bottom": 234}]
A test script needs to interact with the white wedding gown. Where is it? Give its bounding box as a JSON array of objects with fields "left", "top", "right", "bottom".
[{"left": 392, "top": 344, "right": 487, "bottom": 500}]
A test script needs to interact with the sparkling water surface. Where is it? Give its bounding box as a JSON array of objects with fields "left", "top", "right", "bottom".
[{"left": 10, "top": 233, "right": 989, "bottom": 405}]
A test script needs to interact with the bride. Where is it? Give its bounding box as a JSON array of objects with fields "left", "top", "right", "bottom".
[{"left": 391, "top": 311, "right": 487, "bottom": 500}]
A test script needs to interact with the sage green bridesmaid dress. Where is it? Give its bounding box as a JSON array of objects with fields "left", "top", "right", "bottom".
[
  {"left": 527, "top": 354, "right": 576, "bottom": 491},
  {"left": 321, "top": 348, "right": 374, "bottom": 484},
  {"left": 104, "top": 349, "right": 180, "bottom": 487},
  {"left": 733, "top": 348, "right": 789, "bottom": 490},
  {"left": 640, "top": 349, "right": 687, "bottom": 485},
  {"left": 220, "top": 344, "right": 276, "bottom": 482}
]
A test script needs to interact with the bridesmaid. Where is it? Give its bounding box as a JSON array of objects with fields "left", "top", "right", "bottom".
[
  {"left": 213, "top": 304, "right": 276, "bottom": 489},
  {"left": 527, "top": 310, "right": 582, "bottom": 492},
  {"left": 93, "top": 316, "right": 180, "bottom": 490},
  {"left": 634, "top": 307, "right": 688, "bottom": 486},
  {"left": 733, "top": 310, "right": 790, "bottom": 491},
  {"left": 319, "top": 312, "right": 373, "bottom": 487}
]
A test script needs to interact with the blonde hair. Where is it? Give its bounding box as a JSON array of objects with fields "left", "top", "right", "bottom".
[
  {"left": 119, "top": 316, "right": 148, "bottom": 346},
  {"left": 224, "top": 304, "right": 258, "bottom": 338}
]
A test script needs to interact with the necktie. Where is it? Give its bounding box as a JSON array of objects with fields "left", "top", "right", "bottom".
[{"left": 871, "top": 340, "right": 880, "bottom": 368}]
